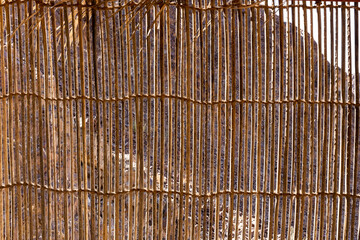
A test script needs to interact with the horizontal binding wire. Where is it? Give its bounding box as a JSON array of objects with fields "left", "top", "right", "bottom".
[
  {"left": 301, "top": 0, "right": 360, "bottom": 1},
  {"left": 0, "top": 92, "right": 360, "bottom": 106},
  {"left": 1, "top": 0, "right": 360, "bottom": 10},
  {"left": 0, "top": 182, "right": 360, "bottom": 199}
]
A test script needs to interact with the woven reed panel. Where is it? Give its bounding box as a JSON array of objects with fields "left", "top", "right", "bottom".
[{"left": 0, "top": 0, "right": 359, "bottom": 239}]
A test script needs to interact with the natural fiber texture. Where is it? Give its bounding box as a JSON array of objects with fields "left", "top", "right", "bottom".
[{"left": 0, "top": 0, "right": 359, "bottom": 239}]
